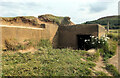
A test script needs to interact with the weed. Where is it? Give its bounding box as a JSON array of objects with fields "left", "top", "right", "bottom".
[
  {"left": 94, "top": 71, "right": 107, "bottom": 76},
  {"left": 105, "top": 64, "right": 120, "bottom": 76}
]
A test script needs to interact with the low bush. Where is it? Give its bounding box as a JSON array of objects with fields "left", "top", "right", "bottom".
[
  {"left": 99, "top": 43, "right": 116, "bottom": 61},
  {"left": 84, "top": 36, "right": 109, "bottom": 49},
  {"left": 95, "top": 38, "right": 117, "bottom": 61}
]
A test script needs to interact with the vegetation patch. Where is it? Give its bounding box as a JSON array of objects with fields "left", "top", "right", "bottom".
[
  {"left": 38, "top": 14, "right": 73, "bottom": 26},
  {"left": 94, "top": 71, "right": 107, "bottom": 76},
  {"left": 105, "top": 64, "right": 120, "bottom": 76},
  {"left": 2, "top": 39, "right": 100, "bottom": 76},
  {"left": 98, "top": 39, "right": 117, "bottom": 61},
  {"left": 2, "top": 33, "right": 118, "bottom": 76},
  {"left": 2, "top": 48, "right": 96, "bottom": 76},
  {"left": 107, "top": 33, "right": 118, "bottom": 41}
]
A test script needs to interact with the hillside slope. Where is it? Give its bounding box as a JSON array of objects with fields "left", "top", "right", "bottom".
[{"left": 84, "top": 15, "right": 120, "bottom": 29}]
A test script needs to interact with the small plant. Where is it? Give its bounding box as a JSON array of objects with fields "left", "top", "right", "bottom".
[
  {"left": 105, "top": 64, "right": 120, "bottom": 76},
  {"left": 94, "top": 71, "right": 107, "bottom": 76},
  {"left": 37, "top": 39, "right": 52, "bottom": 48},
  {"left": 86, "top": 62, "right": 96, "bottom": 68}
]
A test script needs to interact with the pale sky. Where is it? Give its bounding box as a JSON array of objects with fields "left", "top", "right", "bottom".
[{"left": 0, "top": 0, "right": 119, "bottom": 24}]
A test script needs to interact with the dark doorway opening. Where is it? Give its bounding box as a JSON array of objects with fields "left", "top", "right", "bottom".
[{"left": 77, "top": 35, "right": 91, "bottom": 50}]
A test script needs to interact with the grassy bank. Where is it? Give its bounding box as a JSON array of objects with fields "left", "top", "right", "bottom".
[
  {"left": 3, "top": 48, "right": 98, "bottom": 76},
  {"left": 2, "top": 32, "right": 119, "bottom": 76},
  {"left": 2, "top": 39, "right": 101, "bottom": 76}
]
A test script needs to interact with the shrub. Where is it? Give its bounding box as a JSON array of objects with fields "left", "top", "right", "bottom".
[
  {"left": 99, "top": 46, "right": 115, "bottom": 61},
  {"left": 84, "top": 36, "right": 109, "bottom": 49},
  {"left": 85, "top": 36, "right": 117, "bottom": 61}
]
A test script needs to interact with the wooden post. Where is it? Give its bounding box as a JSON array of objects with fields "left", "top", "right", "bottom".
[{"left": 107, "top": 21, "right": 109, "bottom": 33}]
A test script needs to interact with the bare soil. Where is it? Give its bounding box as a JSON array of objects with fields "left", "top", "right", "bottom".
[
  {"left": 108, "top": 46, "right": 118, "bottom": 69},
  {"left": 18, "top": 47, "right": 37, "bottom": 54},
  {"left": 94, "top": 56, "right": 112, "bottom": 76}
]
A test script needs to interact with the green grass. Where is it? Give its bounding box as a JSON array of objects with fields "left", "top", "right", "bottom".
[
  {"left": 109, "top": 29, "right": 118, "bottom": 33},
  {"left": 2, "top": 38, "right": 118, "bottom": 76},
  {"left": 2, "top": 47, "right": 97, "bottom": 76},
  {"left": 94, "top": 71, "right": 107, "bottom": 76},
  {"left": 107, "top": 33, "right": 118, "bottom": 41},
  {"left": 2, "top": 39, "right": 101, "bottom": 76}
]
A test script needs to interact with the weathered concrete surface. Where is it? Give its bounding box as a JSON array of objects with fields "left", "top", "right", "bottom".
[
  {"left": 0, "top": 24, "right": 105, "bottom": 49},
  {"left": 57, "top": 24, "right": 105, "bottom": 49},
  {"left": 0, "top": 23, "right": 58, "bottom": 48},
  {"left": 98, "top": 24, "right": 106, "bottom": 38}
]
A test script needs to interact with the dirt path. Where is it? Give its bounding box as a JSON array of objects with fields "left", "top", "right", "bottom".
[
  {"left": 3, "top": 47, "right": 38, "bottom": 55},
  {"left": 118, "top": 45, "right": 120, "bottom": 73},
  {"left": 18, "top": 47, "right": 38, "bottom": 54},
  {"left": 87, "top": 49, "right": 111, "bottom": 76},
  {"left": 108, "top": 45, "right": 119, "bottom": 70},
  {"left": 94, "top": 56, "right": 112, "bottom": 76}
]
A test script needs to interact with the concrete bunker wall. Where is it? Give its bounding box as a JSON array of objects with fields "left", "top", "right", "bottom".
[
  {"left": 98, "top": 24, "right": 106, "bottom": 38},
  {"left": 57, "top": 24, "right": 100, "bottom": 49},
  {"left": 1, "top": 23, "right": 105, "bottom": 50},
  {"left": 1, "top": 23, "right": 58, "bottom": 48}
]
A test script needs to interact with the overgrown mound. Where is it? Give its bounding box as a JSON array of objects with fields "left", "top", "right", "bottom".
[
  {"left": 1, "top": 14, "right": 75, "bottom": 27},
  {"left": 38, "top": 14, "right": 74, "bottom": 26},
  {"left": 1, "top": 16, "right": 41, "bottom": 27}
]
